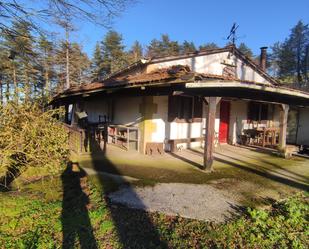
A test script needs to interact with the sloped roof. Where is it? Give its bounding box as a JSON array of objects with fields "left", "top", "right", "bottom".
[
  {"left": 55, "top": 65, "right": 231, "bottom": 97},
  {"left": 53, "top": 45, "right": 281, "bottom": 100}
]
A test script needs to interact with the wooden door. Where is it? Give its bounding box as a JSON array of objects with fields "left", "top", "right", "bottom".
[{"left": 219, "top": 101, "right": 230, "bottom": 143}]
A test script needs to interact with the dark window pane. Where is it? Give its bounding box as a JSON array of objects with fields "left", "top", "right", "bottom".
[
  {"left": 261, "top": 104, "right": 268, "bottom": 120},
  {"left": 193, "top": 96, "right": 203, "bottom": 120}
]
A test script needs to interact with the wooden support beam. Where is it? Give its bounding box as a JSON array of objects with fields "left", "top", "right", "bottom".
[
  {"left": 203, "top": 97, "right": 221, "bottom": 171},
  {"left": 279, "top": 104, "right": 289, "bottom": 157}
]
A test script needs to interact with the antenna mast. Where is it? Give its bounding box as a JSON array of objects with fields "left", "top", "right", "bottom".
[{"left": 227, "top": 23, "right": 239, "bottom": 45}]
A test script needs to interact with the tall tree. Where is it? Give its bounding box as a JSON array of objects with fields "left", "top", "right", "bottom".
[
  {"left": 181, "top": 40, "right": 196, "bottom": 54},
  {"left": 271, "top": 21, "right": 309, "bottom": 85},
  {"left": 100, "top": 30, "right": 128, "bottom": 77},
  {"left": 56, "top": 41, "right": 90, "bottom": 89},
  {"left": 146, "top": 34, "right": 180, "bottom": 57},
  {"left": 238, "top": 42, "right": 254, "bottom": 58},
  {"left": 128, "top": 41, "right": 143, "bottom": 63},
  {"left": 37, "top": 36, "right": 55, "bottom": 97},
  {"left": 199, "top": 42, "right": 219, "bottom": 50},
  {"left": 91, "top": 42, "right": 104, "bottom": 81}
]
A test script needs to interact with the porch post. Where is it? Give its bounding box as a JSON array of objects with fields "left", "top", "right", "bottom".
[
  {"left": 279, "top": 104, "right": 289, "bottom": 156},
  {"left": 203, "top": 97, "right": 221, "bottom": 171}
]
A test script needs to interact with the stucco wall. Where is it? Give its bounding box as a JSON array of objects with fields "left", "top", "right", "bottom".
[
  {"left": 229, "top": 100, "right": 248, "bottom": 144},
  {"left": 113, "top": 96, "right": 142, "bottom": 126},
  {"left": 296, "top": 107, "right": 309, "bottom": 146},
  {"left": 151, "top": 96, "right": 168, "bottom": 143},
  {"left": 83, "top": 98, "right": 108, "bottom": 123},
  {"left": 147, "top": 52, "right": 271, "bottom": 84}
]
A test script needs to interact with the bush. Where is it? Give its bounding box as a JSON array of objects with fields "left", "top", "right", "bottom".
[{"left": 0, "top": 102, "right": 68, "bottom": 189}]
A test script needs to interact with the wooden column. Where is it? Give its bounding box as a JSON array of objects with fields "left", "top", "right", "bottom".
[
  {"left": 203, "top": 97, "right": 221, "bottom": 171},
  {"left": 279, "top": 104, "right": 289, "bottom": 156}
]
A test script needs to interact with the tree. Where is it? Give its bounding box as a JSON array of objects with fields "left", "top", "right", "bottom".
[
  {"left": 238, "top": 42, "right": 254, "bottom": 58},
  {"left": 0, "top": 1, "right": 133, "bottom": 35},
  {"left": 270, "top": 21, "right": 309, "bottom": 85},
  {"left": 146, "top": 34, "right": 180, "bottom": 57},
  {"left": 181, "top": 41, "right": 196, "bottom": 54},
  {"left": 70, "top": 43, "right": 91, "bottom": 85},
  {"left": 100, "top": 30, "right": 128, "bottom": 77},
  {"left": 127, "top": 41, "right": 143, "bottom": 63},
  {"left": 146, "top": 38, "right": 162, "bottom": 57},
  {"left": 37, "top": 36, "right": 56, "bottom": 98},
  {"left": 91, "top": 42, "right": 104, "bottom": 81},
  {"left": 199, "top": 43, "right": 219, "bottom": 50},
  {"left": 1, "top": 20, "right": 39, "bottom": 103},
  {"left": 56, "top": 41, "right": 91, "bottom": 89}
]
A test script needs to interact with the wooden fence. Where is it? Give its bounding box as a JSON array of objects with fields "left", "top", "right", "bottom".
[{"left": 63, "top": 124, "right": 106, "bottom": 155}]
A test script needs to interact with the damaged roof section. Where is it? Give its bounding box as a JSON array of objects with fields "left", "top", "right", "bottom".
[
  {"left": 54, "top": 64, "right": 250, "bottom": 99},
  {"left": 52, "top": 45, "right": 309, "bottom": 105}
]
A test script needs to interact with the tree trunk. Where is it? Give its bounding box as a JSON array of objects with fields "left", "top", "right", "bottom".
[
  {"left": 44, "top": 66, "right": 50, "bottom": 97},
  {"left": 65, "top": 28, "right": 70, "bottom": 90},
  {"left": 6, "top": 77, "right": 10, "bottom": 103},
  {"left": 13, "top": 64, "right": 18, "bottom": 103},
  {"left": 24, "top": 71, "right": 30, "bottom": 103},
  {"left": 0, "top": 76, "right": 3, "bottom": 105}
]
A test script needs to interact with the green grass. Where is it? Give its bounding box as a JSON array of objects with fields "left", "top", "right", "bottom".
[
  {"left": 0, "top": 171, "right": 308, "bottom": 249},
  {"left": 74, "top": 146, "right": 309, "bottom": 207}
]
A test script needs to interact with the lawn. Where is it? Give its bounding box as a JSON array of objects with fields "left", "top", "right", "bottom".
[
  {"left": 75, "top": 145, "right": 309, "bottom": 206},
  {"left": 0, "top": 160, "right": 308, "bottom": 248}
]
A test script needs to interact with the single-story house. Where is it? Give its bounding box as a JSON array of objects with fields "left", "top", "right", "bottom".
[{"left": 52, "top": 45, "right": 309, "bottom": 170}]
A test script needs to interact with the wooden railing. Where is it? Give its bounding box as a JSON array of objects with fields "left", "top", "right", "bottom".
[
  {"left": 63, "top": 124, "right": 107, "bottom": 155},
  {"left": 63, "top": 124, "right": 85, "bottom": 154}
]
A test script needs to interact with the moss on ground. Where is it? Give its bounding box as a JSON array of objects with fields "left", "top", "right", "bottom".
[
  {"left": 0, "top": 173, "right": 308, "bottom": 249},
  {"left": 73, "top": 146, "right": 309, "bottom": 207}
]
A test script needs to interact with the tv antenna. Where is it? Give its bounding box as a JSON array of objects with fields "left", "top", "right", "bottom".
[{"left": 227, "top": 23, "right": 239, "bottom": 45}]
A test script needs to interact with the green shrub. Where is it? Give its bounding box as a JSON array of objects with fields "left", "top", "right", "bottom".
[{"left": 0, "top": 102, "right": 68, "bottom": 189}]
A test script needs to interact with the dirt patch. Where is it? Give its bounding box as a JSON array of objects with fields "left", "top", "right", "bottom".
[{"left": 108, "top": 183, "right": 240, "bottom": 222}]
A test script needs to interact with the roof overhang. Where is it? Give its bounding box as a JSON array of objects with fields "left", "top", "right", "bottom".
[{"left": 185, "top": 81, "right": 309, "bottom": 106}]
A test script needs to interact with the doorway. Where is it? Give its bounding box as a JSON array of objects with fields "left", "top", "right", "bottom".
[{"left": 219, "top": 101, "right": 231, "bottom": 143}]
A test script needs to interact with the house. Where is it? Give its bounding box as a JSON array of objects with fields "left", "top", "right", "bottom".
[{"left": 52, "top": 45, "right": 309, "bottom": 170}]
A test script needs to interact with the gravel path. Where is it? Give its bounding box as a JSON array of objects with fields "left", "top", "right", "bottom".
[{"left": 109, "top": 183, "right": 240, "bottom": 222}]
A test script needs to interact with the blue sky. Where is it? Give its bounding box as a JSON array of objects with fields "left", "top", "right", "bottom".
[{"left": 65, "top": 0, "right": 309, "bottom": 57}]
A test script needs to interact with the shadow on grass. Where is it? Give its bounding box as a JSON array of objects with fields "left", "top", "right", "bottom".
[
  {"left": 61, "top": 162, "right": 98, "bottom": 249},
  {"left": 168, "top": 151, "right": 204, "bottom": 170},
  {"left": 214, "top": 154, "right": 309, "bottom": 191},
  {"left": 85, "top": 128, "right": 168, "bottom": 249},
  {"left": 174, "top": 148, "right": 309, "bottom": 191}
]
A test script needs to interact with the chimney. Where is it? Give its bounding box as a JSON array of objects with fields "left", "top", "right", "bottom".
[{"left": 259, "top": 47, "right": 267, "bottom": 71}]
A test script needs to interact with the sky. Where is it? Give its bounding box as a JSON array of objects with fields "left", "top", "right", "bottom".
[{"left": 61, "top": 0, "right": 309, "bottom": 57}]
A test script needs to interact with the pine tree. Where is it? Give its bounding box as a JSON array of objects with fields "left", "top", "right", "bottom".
[
  {"left": 70, "top": 43, "right": 91, "bottom": 84},
  {"left": 238, "top": 42, "right": 254, "bottom": 58},
  {"left": 56, "top": 41, "right": 91, "bottom": 88},
  {"left": 91, "top": 42, "right": 103, "bottom": 81},
  {"left": 181, "top": 41, "right": 196, "bottom": 54},
  {"left": 37, "top": 36, "right": 55, "bottom": 98},
  {"left": 271, "top": 21, "right": 309, "bottom": 85},
  {"left": 146, "top": 34, "right": 180, "bottom": 57},
  {"left": 146, "top": 39, "right": 162, "bottom": 57},
  {"left": 199, "top": 43, "right": 219, "bottom": 51},
  {"left": 100, "top": 31, "right": 128, "bottom": 76},
  {"left": 128, "top": 41, "right": 143, "bottom": 63}
]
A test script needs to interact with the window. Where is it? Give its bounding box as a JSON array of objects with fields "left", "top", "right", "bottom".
[
  {"left": 248, "top": 102, "right": 268, "bottom": 122},
  {"left": 168, "top": 95, "right": 203, "bottom": 122}
]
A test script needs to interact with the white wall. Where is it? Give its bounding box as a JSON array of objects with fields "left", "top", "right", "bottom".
[
  {"left": 151, "top": 96, "right": 168, "bottom": 143},
  {"left": 147, "top": 52, "right": 271, "bottom": 85},
  {"left": 83, "top": 98, "right": 108, "bottom": 123},
  {"left": 296, "top": 107, "right": 309, "bottom": 146},
  {"left": 113, "top": 96, "right": 142, "bottom": 126},
  {"left": 229, "top": 100, "right": 248, "bottom": 144}
]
